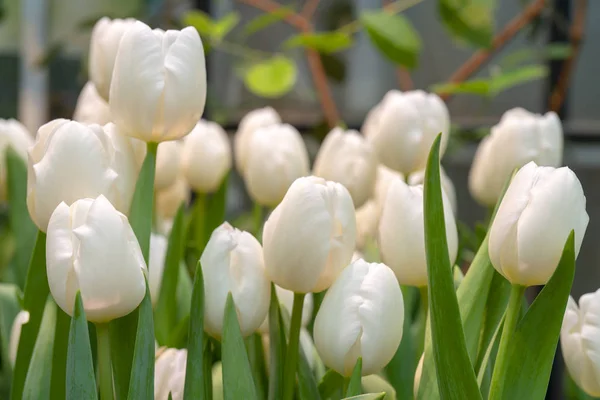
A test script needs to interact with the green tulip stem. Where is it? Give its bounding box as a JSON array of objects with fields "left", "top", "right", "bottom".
[
  {"left": 192, "top": 192, "right": 207, "bottom": 252},
  {"left": 252, "top": 203, "right": 263, "bottom": 238},
  {"left": 415, "top": 285, "right": 429, "bottom": 359},
  {"left": 488, "top": 284, "right": 526, "bottom": 398},
  {"left": 95, "top": 323, "right": 115, "bottom": 400},
  {"left": 282, "top": 292, "right": 306, "bottom": 400}
]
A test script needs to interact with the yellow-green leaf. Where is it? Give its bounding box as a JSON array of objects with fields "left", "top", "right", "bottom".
[
  {"left": 438, "top": 0, "right": 494, "bottom": 48},
  {"left": 284, "top": 32, "right": 352, "bottom": 53},
  {"left": 244, "top": 56, "right": 297, "bottom": 98}
]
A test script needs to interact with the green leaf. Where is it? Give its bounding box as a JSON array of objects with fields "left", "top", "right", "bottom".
[
  {"left": 6, "top": 147, "right": 37, "bottom": 289},
  {"left": 438, "top": 0, "right": 494, "bottom": 48},
  {"left": 22, "top": 298, "right": 55, "bottom": 400},
  {"left": 243, "top": 8, "right": 293, "bottom": 36},
  {"left": 222, "top": 293, "right": 258, "bottom": 400},
  {"left": 155, "top": 205, "right": 185, "bottom": 345},
  {"left": 11, "top": 231, "right": 48, "bottom": 400},
  {"left": 346, "top": 358, "right": 363, "bottom": 397},
  {"left": 110, "top": 313, "right": 138, "bottom": 399},
  {"left": 213, "top": 12, "right": 240, "bottom": 40},
  {"left": 477, "top": 319, "right": 502, "bottom": 398},
  {"left": 268, "top": 284, "right": 287, "bottom": 400},
  {"left": 66, "top": 293, "right": 97, "bottom": 400},
  {"left": 360, "top": 11, "right": 421, "bottom": 69},
  {"left": 490, "top": 233, "right": 576, "bottom": 400},
  {"left": 342, "top": 393, "right": 386, "bottom": 400},
  {"left": 320, "top": 53, "right": 346, "bottom": 82},
  {"left": 50, "top": 308, "right": 70, "bottom": 400},
  {"left": 284, "top": 32, "right": 352, "bottom": 53},
  {"left": 0, "top": 284, "right": 22, "bottom": 373},
  {"left": 204, "top": 175, "right": 229, "bottom": 247},
  {"left": 488, "top": 65, "right": 548, "bottom": 96},
  {"left": 183, "top": 262, "right": 206, "bottom": 400},
  {"left": 183, "top": 10, "right": 239, "bottom": 41},
  {"left": 318, "top": 369, "right": 345, "bottom": 399},
  {"left": 244, "top": 56, "right": 297, "bottom": 98},
  {"left": 499, "top": 44, "right": 572, "bottom": 69},
  {"left": 246, "top": 333, "right": 267, "bottom": 399},
  {"left": 176, "top": 263, "right": 193, "bottom": 323},
  {"left": 297, "top": 331, "right": 321, "bottom": 400},
  {"left": 422, "top": 134, "right": 481, "bottom": 400},
  {"left": 431, "top": 79, "right": 491, "bottom": 96},
  {"left": 127, "top": 281, "right": 155, "bottom": 399}
]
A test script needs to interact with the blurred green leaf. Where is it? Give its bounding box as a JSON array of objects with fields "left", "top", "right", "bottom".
[
  {"left": 214, "top": 13, "right": 240, "bottom": 40},
  {"left": 284, "top": 32, "right": 352, "bottom": 53},
  {"left": 0, "top": 284, "right": 21, "bottom": 372},
  {"left": 50, "top": 308, "right": 70, "bottom": 400},
  {"left": 243, "top": 8, "right": 293, "bottom": 36},
  {"left": 244, "top": 56, "right": 297, "bottom": 98},
  {"left": 477, "top": 319, "right": 502, "bottom": 397},
  {"left": 176, "top": 263, "right": 193, "bottom": 323},
  {"left": 297, "top": 331, "right": 321, "bottom": 400},
  {"left": 66, "top": 293, "right": 97, "bottom": 400},
  {"left": 183, "top": 10, "right": 240, "bottom": 41},
  {"left": 346, "top": 358, "right": 363, "bottom": 397},
  {"left": 431, "top": 79, "right": 490, "bottom": 96},
  {"left": 204, "top": 175, "right": 229, "bottom": 249},
  {"left": 360, "top": 11, "right": 421, "bottom": 69},
  {"left": 127, "top": 282, "right": 155, "bottom": 399},
  {"left": 500, "top": 43, "right": 572, "bottom": 69},
  {"left": 183, "top": 262, "right": 206, "bottom": 400},
  {"left": 320, "top": 53, "right": 346, "bottom": 82},
  {"left": 318, "top": 369, "right": 345, "bottom": 399},
  {"left": 438, "top": 0, "right": 494, "bottom": 48},
  {"left": 342, "top": 393, "right": 386, "bottom": 400},
  {"left": 246, "top": 334, "right": 267, "bottom": 399},
  {"left": 268, "top": 284, "right": 287, "bottom": 400}
]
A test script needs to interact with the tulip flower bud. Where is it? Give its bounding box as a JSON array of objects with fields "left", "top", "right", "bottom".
[
  {"left": 314, "top": 259, "right": 404, "bottom": 376},
  {"left": 234, "top": 107, "right": 281, "bottom": 174},
  {"left": 155, "top": 141, "right": 182, "bottom": 191},
  {"left": 0, "top": 119, "right": 33, "bottom": 200},
  {"left": 244, "top": 124, "right": 309, "bottom": 207},
  {"left": 469, "top": 107, "right": 563, "bottom": 206},
  {"left": 409, "top": 166, "right": 457, "bottom": 214},
  {"left": 181, "top": 120, "right": 231, "bottom": 193},
  {"left": 202, "top": 222, "right": 270, "bottom": 338},
  {"left": 356, "top": 200, "right": 379, "bottom": 250},
  {"left": 561, "top": 290, "right": 600, "bottom": 397},
  {"left": 73, "top": 82, "right": 111, "bottom": 125},
  {"left": 257, "top": 286, "right": 313, "bottom": 334},
  {"left": 488, "top": 161, "right": 588, "bottom": 286},
  {"left": 155, "top": 347, "right": 187, "bottom": 400},
  {"left": 9, "top": 310, "right": 29, "bottom": 367},
  {"left": 362, "top": 375, "right": 397, "bottom": 400},
  {"left": 156, "top": 176, "right": 190, "bottom": 221},
  {"left": 110, "top": 21, "right": 206, "bottom": 142},
  {"left": 27, "top": 119, "right": 140, "bottom": 231},
  {"left": 364, "top": 90, "right": 450, "bottom": 175},
  {"left": 263, "top": 176, "right": 356, "bottom": 293},
  {"left": 46, "top": 195, "right": 147, "bottom": 323},
  {"left": 149, "top": 233, "right": 168, "bottom": 306},
  {"left": 89, "top": 17, "right": 136, "bottom": 101},
  {"left": 378, "top": 179, "right": 458, "bottom": 287}
]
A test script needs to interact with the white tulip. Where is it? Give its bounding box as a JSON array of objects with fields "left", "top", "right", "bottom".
[
  {"left": 352, "top": 251, "right": 364, "bottom": 262},
  {"left": 488, "top": 161, "right": 588, "bottom": 286},
  {"left": 355, "top": 200, "right": 379, "bottom": 250},
  {"left": 202, "top": 222, "right": 270, "bottom": 338},
  {"left": 313, "top": 127, "right": 378, "bottom": 208},
  {"left": 0, "top": 119, "right": 33, "bottom": 200},
  {"left": 263, "top": 176, "right": 356, "bottom": 293},
  {"left": 469, "top": 107, "right": 563, "bottom": 206},
  {"left": 9, "top": 310, "right": 29, "bottom": 367},
  {"left": 314, "top": 259, "right": 404, "bottom": 376},
  {"left": 561, "top": 290, "right": 600, "bottom": 397},
  {"left": 244, "top": 124, "right": 309, "bottom": 207},
  {"left": 46, "top": 195, "right": 147, "bottom": 323},
  {"left": 257, "top": 286, "right": 313, "bottom": 334},
  {"left": 149, "top": 233, "right": 168, "bottom": 306},
  {"left": 73, "top": 82, "right": 111, "bottom": 125},
  {"left": 156, "top": 176, "right": 190, "bottom": 221},
  {"left": 27, "top": 119, "right": 139, "bottom": 231},
  {"left": 409, "top": 166, "right": 457, "bottom": 214},
  {"left": 414, "top": 353, "right": 425, "bottom": 397},
  {"left": 374, "top": 165, "right": 404, "bottom": 216},
  {"left": 155, "top": 347, "right": 187, "bottom": 400},
  {"left": 89, "top": 17, "right": 136, "bottom": 101},
  {"left": 378, "top": 179, "right": 458, "bottom": 287},
  {"left": 155, "top": 141, "right": 182, "bottom": 192},
  {"left": 234, "top": 107, "right": 281, "bottom": 174},
  {"left": 364, "top": 90, "right": 450, "bottom": 175},
  {"left": 362, "top": 375, "right": 397, "bottom": 400},
  {"left": 181, "top": 120, "right": 231, "bottom": 193},
  {"left": 110, "top": 21, "right": 206, "bottom": 142}
]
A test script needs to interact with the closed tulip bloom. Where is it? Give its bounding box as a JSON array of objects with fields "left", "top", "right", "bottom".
[
  {"left": 488, "top": 161, "right": 588, "bottom": 286},
  {"left": 244, "top": 124, "right": 310, "bottom": 207},
  {"left": 561, "top": 290, "right": 600, "bottom": 396},
  {"left": 181, "top": 120, "right": 231, "bottom": 193},
  {"left": 258, "top": 286, "right": 313, "bottom": 334},
  {"left": 313, "top": 128, "right": 378, "bottom": 208},
  {"left": 202, "top": 222, "right": 270, "bottom": 338},
  {"left": 409, "top": 166, "right": 457, "bottom": 214},
  {"left": 89, "top": 17, "right": 136, "bottom": 101},
  {"left": 156, "top": 176, "right": 190, "bottom": 221},
  {"left": 73, "top": 82, "right": 111, "bottom": 125},
  {"left": 46, "top": 195, "right": 147, "bottom": 323},
  {"left": 263, "top": 176, "right": 356, "bottom": 293},
  {"left": 234, "top": 107, "right": 281, "bottom": 173},
  {"left": 314, "top": 259, "right": 404, "bottom": 376},
  {"left": 155, "top": 347, "right": 187, "bottom": 400},
  {"left": 155, "top": 141, "right": 182, "bottom": 191},
  {"left": 0, "top": 119, "right": 33, "bottom": 200},
  {"left": 469, "top": 107, "right": 563, "bottom": 206},
  {"left": 110, "top": 21, "right": 206, "bottom": 142},
  {"left": 9, "top": 311, "right": 29, "bottom": 367},
  {"left": 378, "top": 179, "right": 458, "bottom": 287}
]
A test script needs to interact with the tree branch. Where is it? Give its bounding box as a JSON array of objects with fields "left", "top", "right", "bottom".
[{"left": 301, "top": 0, "right": 320, "bottom": 19}]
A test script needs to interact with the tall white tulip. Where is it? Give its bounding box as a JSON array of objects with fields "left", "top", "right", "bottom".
[
  {"left": 27, "top": 119, "right": 140, "bottom": 231},
  {"left": 0, "top": 119, "right": 33, "bottom": 200},
  {"left": 110, "top": 21, "right": 206, "bottom": 142},
  {"left": 378, "top": 179, "right": 458, "bottom": 287},
  {"left": 46, "top": 195, "right": 146, "bottom": 322},
  {"left": 263, "top": 176, "right": 356, "bottom": 293},
  {"left": 257, "top": 286, "right": 313, "bottom": 334},
  {"left": 409, "top": 166, "right": 457, "bottom": 214},
  {"left": 469, "top": 108, "right": 563, "bottom": 206},
  {"left": 156, "top": 176, "right": 190, "bottom": 221},
  {"left": 234, "top": 107, "right": 281, "bottom": 174},
  {"left": 488, "top": 161, "right": 588, "bottom": 286},
  {"left": 313, "top": 127, "right": 378, "bottom": 208},
  {"left": 561, "top": 289, "right": 600, "bottom": 397},
  {"left": 155, "top": 347, "right": 187, "bottom": 400},
  {"left": 202, "top": 222, "right": 270, "bottom": 338},
  {"left": 314, "top": 259, "right": 404, "bottom": 376},
  {"left": 244, "top": 124, "right": 309, "bottom": 207},
  {"left": 89, "top": 17, "right": 136, "bottom": 101},
  {"left": 73, "top": 82, "right": 111, "bottom": 125},
  {"left": 155, "top": 141, "right": 182, "bottom": 191},
  {"left": 181, "top": 120, "right": 231, "bottom": 193},
  {"left": 9, "top": 311, "right": 29, "bottom": 367}
]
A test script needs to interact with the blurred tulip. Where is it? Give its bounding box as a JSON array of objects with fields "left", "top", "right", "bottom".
[
  {"left": 314, "top": 259, "right": 404, "bottom": 376},
  {"left": 263, "top": 176, "right": 356, "bottom": 293},
  {"left": 110, "top": 21, "right": 206, "bottom": 142},
  {"left": 257, "top": 286, "right": 313, "bottom": 334},
  {"left": 155, "top": 347, "right": 187, "bottom": 400},
  {"left": 262, "top": 327, "right": 320, "bottom": 373},
  {"left": 181, "top": 120, "right": 231, "bottom": 193},
  {"left": 313, "top": 127, "right": 378, "bottom": 208},
  {"left": 469, "top": 108, "right": 563, "bottom": 206},
  {"left": 488, "top": 161, "right": 588, "bottom": 286},
  {"left": 0, "top": 119, "right": 33, "bottom": 200},
  {"left": 244, "top": 124, "right": 309, "bottom": 207},
  {"left": 355, "top": 200, "right": 379, "bottom": 250},
  {"left": 46, "top": 195, "right": 146, "bottom": 323},
  {"left": 378, "top": 179, "right": 458, "bottom": 287},
  {"left": 201, "top": 222, "right": 270, "bottom": 338},
  {"left": 9, "top": 311, "right": 29, "bottom": 367},
  {"left": 352, "top": 251, "right": 364, "bottom": 262},
  {"left": 561, "top": 289, "right": 600, "bottom": 397},
  {"left": 373, "top": 165, "right": 404, "bottom": 216},
  {"left": 212, "top": 362, "right": 224, "bottom": 400},
  {"left": 409, "top": 166, "right": 457, "bottom": 214},
  {"left": 149, "top": 233, "right": 168, "bottom": 306},
  {"left": 155, "top": 176, "right": 190, "bottom": 221},
  {"left": 27, "top": 119, "right": 139, "bottom": 231},
  {"left": 234, "top": 107, "right": 281, "bottom": 174},
  {"left": 155, "top": 141, "right": 182, "bottom": 191},
  {"left": 73, "top": 82, "right": 111, "bottom": 125},
  {"left": 362, "top": 374, "right": 397, "bottom": 400},
  {"left": 89, "top": 17, "right": 136, "bottom": 101}
]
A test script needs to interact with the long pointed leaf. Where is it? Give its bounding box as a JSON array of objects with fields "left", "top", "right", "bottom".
[
  {"left": 205, "top": 175, "right": 228, "bottom": 242},
  {"left": 297, "top": 330, "right": 321, "bottom": 400},
  {"left": 268, "top": 284, "right": 286, "bottom": 400},
  {"left": 127, "top": 281, "right": 155, "bottom": 399},
  {"left": 50, "top": 307, "right": 70, "bottom": 399},
  {"left": 183, "top": 262, "right": 206, "bottom": 400},
  {"left": 343, "top": 393, "right": 386, "bottom": 400},
  {"left": 346, "top": 358, "right": 363, "bottom": 397},
  {"left": 0, "top": 283, "right": 22, "bottom": 373},
  {"left": 246, "top": 333, "right": 267, "bottom": 399}
]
